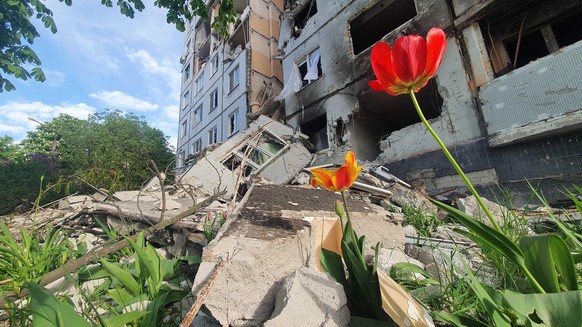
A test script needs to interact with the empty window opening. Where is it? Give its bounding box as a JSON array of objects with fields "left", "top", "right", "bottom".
[
  {"left": 228, "top": 110, "right": 239, "bottom": 135},
  {"left": 208, "top": 126, "right": 218, "bottom": 144},
  {"left": 350, "top": 0, "right": 417, "bottom": 55},
  {"left": 210, "top": 88, "right": 219, "bottom": 111},
  {"left": 333, "top": 118, "right": 346, "bottom": 147},
  {"left": 480, "top": 0, "right": 582, "bottom": 75},
  {"left": 298, "top": 48, "right": 322, "bottom": 87},
  {"left": 300, "top": 114, "right": 329, "bottom": 151},
  {"left": 293, "top": 0, "right": 318, "bottom": 36},
  {"left": 193, "top": 104, "right": 203, "bottom": 127},
  {"left": 358, "top": 78, "right": 443, "bottom": 144},
  {"left": 229, "top": 65, "right": 240, "bottom": 92},
  {"left": 181, "top": 120, "right": 188, "bottom": 138}
]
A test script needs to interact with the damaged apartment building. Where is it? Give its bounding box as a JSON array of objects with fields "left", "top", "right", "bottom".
[
  {"left": 176, "top": 0, "right": 285, "bottom": 173},
  {"left": 276, "top": 0, "right": 582, "bottom": 200}
]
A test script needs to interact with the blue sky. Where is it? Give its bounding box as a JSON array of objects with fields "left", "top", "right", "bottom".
[{"left": 0, "top": 0, "right": 184, "bottom": 150}]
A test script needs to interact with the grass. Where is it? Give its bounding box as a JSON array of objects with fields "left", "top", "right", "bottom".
[{"left": 402, "top": 205, "right": 444, "bottom": 238}]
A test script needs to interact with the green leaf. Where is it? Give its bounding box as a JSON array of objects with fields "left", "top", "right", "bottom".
[
  {"left": 103, "top": 310, "right": 150, "bottom": 327},
  {"left": 519, "top": 235, "right": 578, "bottom": 292},
  {"left": 320, "top": 248, "right": 347, "bottom": 287},
  {"left": 431, "top": 200, "right": 527, "bottom": 270},
  {"left": 28, "top": 282, "right": 91, "bottom": 327},
  {"left": 100, "top": 259, "right": 140, "bottom": 296},
  {"left": 500, "top": 289, "right": 582, "bottom": 326},
  {"left": 433, "top": 311, "right": 490, "bottom": 327}
]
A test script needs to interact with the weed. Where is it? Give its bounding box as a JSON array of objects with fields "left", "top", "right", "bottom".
[{"left": 402, "top": 206, "right": 443, "bottom": 238}]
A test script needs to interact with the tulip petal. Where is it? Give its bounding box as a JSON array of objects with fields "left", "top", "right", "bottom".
[
  {"left": 332, "top": 166, "right": 351, "bottom": 191},
  {"left": 370, "top": 42, "right": 402, "bottom": 91},
  {"left": 424, "top": 27, "right": 447, "bottom": 78},
  {"left": 392, "top": 35, "right": 427, "bottom": 85},
  {"left": 311, "top": 168, "right": 338, "bottom": 191},
  {"left": 368, "top": 80, "right": 386, "bottom": 91}
]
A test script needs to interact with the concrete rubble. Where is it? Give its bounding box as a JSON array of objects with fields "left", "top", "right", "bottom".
[{"left": 4, "top": 115, "right": 569, "bottom": 326}]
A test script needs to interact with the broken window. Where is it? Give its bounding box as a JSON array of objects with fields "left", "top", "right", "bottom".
[
  {"left": 209, "top": 88, "right": 219, "bottom": 111},
  {"left": 293, "top": 0, "right": 318, "bottom": 37},
  {"left": 350, "top": 0, "right": 417, "bottom": 55},
  {"left": 184, "top": 63, "right": 191, "bottom": 81},
  {"left": 192, "top": 138, "right": 202, "bottom": 153},
  {"left": 181, "top": 120, "right": 188, "bottom": 138},
  {"left": 182, "top": 91, "right": 190, "bottom": 110},
  {"left": 177, "top": 149, "right": 185, "bottom": 168},
  {"left": 196, "top": 72, "right": 205, "bottom": 93},
  {"left": 228, "top": 65, "right": 240, "bottom": 92},
  {"left": 480, "top": 0, "right": 582, "bottom": 75},
  {"left": 300, "top": 114, "right": 329, "bottom": 151},
  {"left": 221, "top": 132, "right": 285, "bottom": 175},
  {"left": 193, "top": 104, "right": 203, "bottom": 127},
  {"left": 210, "top": 54, "right": 219, "bottom": 76},
  {"left": 228, "top": 109, "right": 238, "bottom": 135},
  {"left": 208, "top": 126, "right": 218, "bottom": 144},
  {"left": 298, "top": 48, "right": 322, "bottom": 87},
  {"left": 357, "top": 79, "right": 443, "bottom": 157}
]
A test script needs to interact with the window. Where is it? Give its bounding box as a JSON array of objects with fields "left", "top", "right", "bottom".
[
  {"left": 177, "top": 150, "right": 185, "bottom": 168},
  {"left": 298, "top": 48, "right": 322, "bottom": 87},
  {"left": 293, "top": 0, "right": 317, "bottom": 37},
  {"left": 208, "top": 126, "right": 218, "bottom": 144},
  {"left": 210, "top": 55, "right": 219, "bottom": 76},
  {"left": 181, "top": 120, "right": 188, "bottom": 138},
  {"left": 184, "top": 63, "right": 191, "bottom": 81},
  {"left": 182, "top": 91, "right": 190, "bottom": 110},
  {"left": 228, "top": 110, "right": 238, "bottom": 135},
  {"left": 350, "top": 0, "right": 416, "bottom": 55},
  {"left": 480, "top": 1, "right": 582, "bottom": 75},
  {"left": 228, "top": 65, "right": 239, "bottom": 92},
  {"left": 193, "top": 104, "right": 203, "bottom": 127},
  {"left": 222, "top": 132, "right": 285, "bottom": 176},
  {"left": 196, "top": 72, "right": 205, "bottom": 93},
  {"left": 192, "top": 138, "right": 202, "bottom": 153},
  {"left": 209, "top": 88, "right": 219, "bottom": 111}
]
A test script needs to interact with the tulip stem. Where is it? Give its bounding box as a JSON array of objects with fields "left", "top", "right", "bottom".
[{"left": 408, "top": 89, "right": 502, "bottom": 233}]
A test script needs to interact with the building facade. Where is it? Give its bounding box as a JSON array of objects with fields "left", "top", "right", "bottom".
[
  {"left": 277, "top": 0, "right": 582, "bottom": 201},
  {"left": 176, "top": 0, "right": 284, "bottom": 172}
]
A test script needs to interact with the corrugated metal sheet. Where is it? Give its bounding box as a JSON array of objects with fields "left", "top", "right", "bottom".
[{"left": 479, "top": 41, "right": 582, "bottom": 134}]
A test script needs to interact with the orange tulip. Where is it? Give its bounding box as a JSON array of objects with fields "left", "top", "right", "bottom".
[
  {"left": 311, "top": 151, "right": 363, "bottom": 192},
  {"left": 368, "top": 27, "right": 447, "bottom": 96}
]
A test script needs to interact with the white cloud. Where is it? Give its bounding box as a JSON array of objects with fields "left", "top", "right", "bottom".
[
  {"left": 0, "top": 101, "right": 96, "bottom": 141},
  {"left": 163, "top": 105, "right": 179, "bottom": 122},
  {"left": 89, "top": 90, "right": 159, "bottom": 111},
  {"left": 126, "top": 49, "right": 181, "bottom": 100},
  {"left": 44, "top": 69, "right": 66, "bottom": 86}
]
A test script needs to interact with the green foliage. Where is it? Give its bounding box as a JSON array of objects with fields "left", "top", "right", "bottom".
[
  {"left": 402, "top": 206, "right": 444, "bottom": 238},
  {"left": 320, "top": 198, "right": 385, "bottom": 320},
  {"left": 203, "top": 210, "right": 227, "bottom": 244},
  {"left": 0, "top": 136, "right": 20, "bottom": 161},
  {"left": 0, "top": 153, "right": 62, "bottom": 213},
  {"left": 1, "top": 0, "right": 234, "bottom": 91},
  {"left": 94, "top": 232, "right": 190, "bottom": 326},
  {"left": 28, "top": 282, "right": 92, "bottom": 327}
]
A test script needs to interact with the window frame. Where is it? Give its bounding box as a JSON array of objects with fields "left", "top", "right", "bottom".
[
  {"left": 184, "top": 63, "right": 191, "bottom": 81},
  {"left": 181, "top": 120, "right": 188, "bottom": 138},
  {"left": 208, "top": 126, "right": 218, "bottom": 144},
  {"left": 210, "top": 54, "right": 219, "bottom": 76},
  {"left": 196, "top": 71, "right": 205, "bottom": 93},
  {"left": 209, "top": 88, "right": 219, "bottom": 112},
  {"left": 298, "top": 47, "right": 322, "bottom": 87},
  {"left": 192, "top": 138, "right": 202, "bottom": 153},
  {"left": 182, "top": 91, "right": 190, "bottom": 110},
  {"left": 193, "top": 104, "right": 203, "bottom": 127},
  {"left": 228, "top": 65, "right": 240, "bottom": 93},
  {"left": 228, "top": 109, "right": 238, "bottom": 135}
]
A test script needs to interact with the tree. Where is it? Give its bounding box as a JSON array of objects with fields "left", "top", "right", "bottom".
[
  {"left": 20, "top": 110, "right": 175, "bottom": 190},
  {"left": 0, "top": 0, "right": 236, "bottom": 92},
  {"left": 0, "top": 136, "right": 20, "bottom": 161}
]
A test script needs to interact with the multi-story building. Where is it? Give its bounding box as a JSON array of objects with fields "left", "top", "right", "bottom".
[
  {"left": 277, "top": 0, "right": 582, "bottom": 202},
  {"left": 176, "top": 0, "right": 284, "bottom": 172}
]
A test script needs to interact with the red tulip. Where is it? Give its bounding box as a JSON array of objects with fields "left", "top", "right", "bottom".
[
  {"left": 310, "top": 151, "right": 363, "bottom": 192},
  {"left": 368, "top": 27, "right": 446, "bottom": 96}
]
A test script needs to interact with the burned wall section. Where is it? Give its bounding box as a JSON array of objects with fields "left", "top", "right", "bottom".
[
  {"left": 384, "top": 130, "right": 582, "bottom": 205},
  {"left": 278, "top": 0, "right": 455, "bottom": 162}
]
